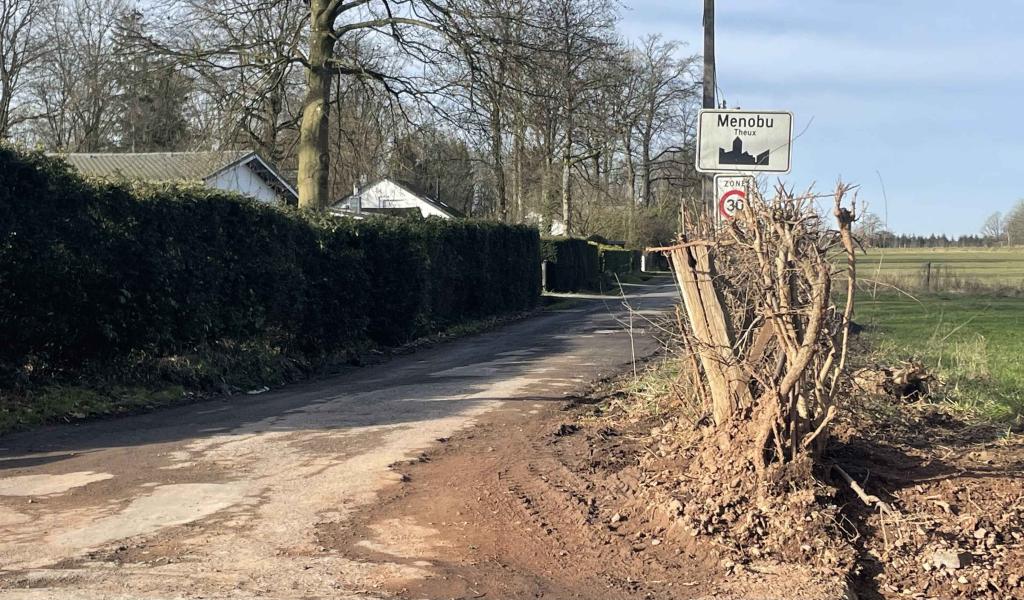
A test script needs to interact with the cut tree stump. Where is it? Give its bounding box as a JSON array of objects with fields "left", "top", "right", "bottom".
[{"left": 664, "top": 240, "right": 752, "bottom": 425}]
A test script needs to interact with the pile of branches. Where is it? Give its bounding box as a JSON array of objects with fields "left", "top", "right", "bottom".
[
  {"left": 651, "top": 183, "right": 864, "bottom": 570},
  {"left": 669, "top": 183, "right": 857, "bottom": 466}
]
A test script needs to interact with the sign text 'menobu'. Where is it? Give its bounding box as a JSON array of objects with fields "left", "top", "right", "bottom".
[{"left": 717, "top": 114, "right": 775, "bottom": 128}]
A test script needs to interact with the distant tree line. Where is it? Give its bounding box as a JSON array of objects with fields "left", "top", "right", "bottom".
[
  {"left": 0, "top": 0, "right": 704, "bottom": 247},
  {"left": 862, "top": 233, "right": 999, "bottom": 249},
  {"left": 852, "top": 200, "right": 1024, "bottom": 248}
]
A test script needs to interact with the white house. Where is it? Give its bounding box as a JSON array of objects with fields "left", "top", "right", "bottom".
[
  {"left": 524, "top": 210, "right": 567, "bottom": 236},
  {"left": 330, "top": 178, "right": 460, "bottom": 219},
  {"left": 59, "top": 151, "right": 298, "bottom": 206}
]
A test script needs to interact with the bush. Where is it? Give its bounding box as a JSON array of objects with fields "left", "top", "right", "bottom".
[
  {"left": 540, "top": 238, "right": 600, "bottom": 292},
  {"left": 598, "top": 246, "right": 636, "bottom": 275},
  {"left": 0, "top": 147, "right": 540, "bottom": 383},
  {"left": 356, "top": 218, "right": 541, "bottom": 345}
]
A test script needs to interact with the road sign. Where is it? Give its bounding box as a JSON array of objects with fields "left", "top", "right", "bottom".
[
  {"left": 696, "top": 110, "right": 793, "bottom": 173},
  {"left": 714, "top": 175, "right": 754, "bottom": 221}
]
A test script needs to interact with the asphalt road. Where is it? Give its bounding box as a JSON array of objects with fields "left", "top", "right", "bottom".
[{"left": 0, "top": 276, "right": 678, "bottom": 599}]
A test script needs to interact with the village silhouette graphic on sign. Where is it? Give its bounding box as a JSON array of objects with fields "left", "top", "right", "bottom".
[{"left": 719, "top": 137, "right": 770, "bottom": 166}]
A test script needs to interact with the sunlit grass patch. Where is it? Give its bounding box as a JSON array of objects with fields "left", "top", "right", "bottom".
[{"left": 856, "top": 291, "right": 1024, "bottom": 423}]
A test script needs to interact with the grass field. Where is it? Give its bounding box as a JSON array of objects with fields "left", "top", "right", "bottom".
[
  {"left": 853, "top": 248, "right": 1024, "bottom": 423},
  {"left": 861, "top": 247, "right": 1024, "bottom": 289}
]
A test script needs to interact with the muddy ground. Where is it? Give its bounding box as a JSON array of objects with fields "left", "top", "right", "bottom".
[
  {"left": 331, "top": 388, "right": 853, "bottom": 600},
  {"left": 337, "top": 373, "right": 1022, "bottom": 600},
  {"left": 832, "top": 399, "right": 1024, "bottom": 599}
]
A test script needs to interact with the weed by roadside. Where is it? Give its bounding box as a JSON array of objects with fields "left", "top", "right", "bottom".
[{"left": 0, "top": 385, "right": 187, "bottom": 433}]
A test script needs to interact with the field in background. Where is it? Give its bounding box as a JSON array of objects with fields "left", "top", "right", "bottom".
[
  {"left": 861, "top": 247, "right": 1024, "bottom": 290},
  {"left": 847, "top": 247, "right": 1022, "bottom": 422},
  {"left": 849, "top": 247, "right": 1022, "bottom": 422}
]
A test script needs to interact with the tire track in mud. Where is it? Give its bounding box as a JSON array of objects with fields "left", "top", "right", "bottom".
[{"left": 325, "top": 403, "right": 717, "bottom": 599}]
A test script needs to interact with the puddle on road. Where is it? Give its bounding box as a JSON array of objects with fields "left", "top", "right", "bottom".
[
  {"left": 54, "top": 482, "right": 250, "bottom": 550},
  {"left": 0, "top": 471, "right": 114, "bottom": 496}
]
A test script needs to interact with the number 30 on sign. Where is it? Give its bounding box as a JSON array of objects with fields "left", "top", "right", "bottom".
[{"left": 714, "top": 175, "right": 755, "bottom": 221}]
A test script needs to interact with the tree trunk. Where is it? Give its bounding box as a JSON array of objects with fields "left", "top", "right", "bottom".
[
  {"left": 489, "top": 103, "right": 507, "bottom": 222},
  {"left": 260, "top": 70, "right": 284, "bottom": 161},
  {"left": 0, "top": 75, "right": 13, "bottom": 140},
  {"left": 623, "top": 133, "right": 637, "bottom": 245},
  {"left": 622, "top": 133, "right": 636, "bottom": 203},
  {"left": 638, "top": 101, "right": 655, "bottom": 204},
  {"left": 297, "top": 7, "right": 333, "bottom": 210},
  {"left": 560, "top": 136, "right": 572, "bottom": 235},
  {"left": 512, "top": 119, "right": 524, "bottom": 223},
  {"left": 640, "top": 149, "right": 652, "bottom": 206}
]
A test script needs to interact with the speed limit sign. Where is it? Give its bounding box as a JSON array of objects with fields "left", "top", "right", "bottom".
[{"left": 714, "top": 175, "right": 754, "bottom": 221}]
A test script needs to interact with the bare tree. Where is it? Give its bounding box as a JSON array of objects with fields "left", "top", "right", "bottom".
[
  {"left": 0, "top": 0, "right": 51, "bottom": 139},
  {"left": 1005, "top": 200, "right": 1024, "bottom": 247},
  {"left": 981, "top": 211, "right": 1004, "bottom": 244},
  {"left": 443, "top": 0, "right": 534, "bottom": 222},
  {"left": 292, "top": 1, "right": 457, "bottom": 209},
  {"left": 29, "top": 0, "right": 126, "bottom": 150},
  {"left": 154, "top": 0, "right": 308, "bottom": 158},
  {"left": 853, "top": 211, "right": 886, "bottom": 246},
  {"left": 536, "top": 0, "right": 615, "bottom": 234},
  {"left": 630, "top": 35, "right": 698, "bottom": 206}
]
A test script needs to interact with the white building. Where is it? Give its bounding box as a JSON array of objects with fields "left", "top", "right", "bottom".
[
  {"left": 330, "top": 178, "right": 460, "bottom": 219},
  {"left": 524, "top": 210, "right": 567, "bottom": 236},
  {"left": 59, "top": 151, "right": 298, "bottom": 206}
]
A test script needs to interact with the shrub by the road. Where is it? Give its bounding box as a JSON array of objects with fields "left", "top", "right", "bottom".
[
  {"left": 540, "top": 237, "right": 600, "bottom": 292},
  {"left": 597, "top": 246, "right": 639, "bottom": 276},
  {"left": 0, "top": 147, "right": 540, "bottom": 388},
  {"left": 541, "top": 238, "right": 644, "bottom": 291}
]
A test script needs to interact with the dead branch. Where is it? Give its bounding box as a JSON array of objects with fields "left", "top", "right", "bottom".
[
  {"left": 654, "top": 180, "right": 858, "bottom": 473},
  {"left": 833, "top": 464, "right": 898, "bottom": 517}
]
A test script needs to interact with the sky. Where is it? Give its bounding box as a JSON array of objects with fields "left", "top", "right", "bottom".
[{"left": 620, "top": 0, "right": 1024, "bottom": 236}]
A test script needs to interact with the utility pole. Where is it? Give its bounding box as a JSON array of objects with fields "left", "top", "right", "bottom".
[
  {"left": 703, "top": 0, "right": 716, "bottom": 111},
  {"left": 701, "top": 0, "right": 717, "bottom": 223}
]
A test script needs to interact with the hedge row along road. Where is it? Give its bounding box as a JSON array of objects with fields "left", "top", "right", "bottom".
[
  {"left": 0, "top": 276, "right": 677, "bottom": 599},
  {"left": 0, "top": 148, "right": 540, "bottom": 390}
]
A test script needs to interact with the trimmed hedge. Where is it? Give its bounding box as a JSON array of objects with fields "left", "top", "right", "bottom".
[
  {"left": 541, "top": 238, "right": 644, "bottom": 291},
  {"left": 0, "top": 148, "right": 540, "bottom": 381},
  {"left": 353, "top": 217, "right": 542, "bottom": 346},
  {"left": 540, "top": 238, "right": 600, "bottom": 292},
  {"left": 598, "top": 246, "right": 637, "bottom": 276}
]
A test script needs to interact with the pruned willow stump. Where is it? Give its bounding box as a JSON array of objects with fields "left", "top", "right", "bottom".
[{"left": 653, "top": 184, "right": 857, "bottom": 474}]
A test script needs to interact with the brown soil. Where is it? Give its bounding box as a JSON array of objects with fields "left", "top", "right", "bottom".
[
  {"left": 328, "top": 365, "right": 1023, "bottom": 600},
  {"left": 832, "top": 399, "right": 1024, "bottom": 599},
  {"left": 326, "top": 397, "right": 852, "bottom": 599}
]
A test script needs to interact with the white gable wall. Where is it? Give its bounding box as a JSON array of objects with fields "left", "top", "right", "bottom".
[
  {"left": 205, "top": 162, "right": 280, "bottom": 205},
  {"left": 356, "top": 180, "right": 452, "bottom": 218}
]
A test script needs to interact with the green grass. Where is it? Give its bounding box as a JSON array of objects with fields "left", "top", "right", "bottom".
[
  {"left": 861, "top": 247, "right": 1024, "bottom": 288},
  {"left": 855, "top": 290, "right": 1024, "bottom": 423},
  {"left": 0, "top": 385, "right": 188, "bottom": 434}
]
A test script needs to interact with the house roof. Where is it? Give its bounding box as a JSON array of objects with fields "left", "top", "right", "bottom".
[
  {"left": 61, "top": 151, "right": 249, "bottom": 181},
  {"left": 333, "top": 177, "right": 463, "bottom": 219},
  {"left": 58, "top": 151, "right": 298, "bottom": 204}
]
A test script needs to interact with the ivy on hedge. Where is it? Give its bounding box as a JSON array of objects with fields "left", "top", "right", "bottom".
[{"left": 0, "top": 148, "right": 540, "bottom": 381}]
